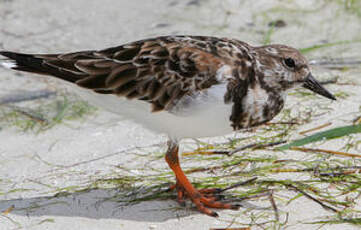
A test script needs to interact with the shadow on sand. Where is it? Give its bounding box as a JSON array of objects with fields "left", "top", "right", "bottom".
[
  {"left": 0, "top": 186, "right": 262, "bottom": 222},
  {"left": 0, "top": 187, "right": 195, "bottom": 222}
]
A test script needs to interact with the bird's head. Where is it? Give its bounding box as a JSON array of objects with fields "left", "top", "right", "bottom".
[{"left": 252, "top": 44, "right": 336, "bottom": 100}]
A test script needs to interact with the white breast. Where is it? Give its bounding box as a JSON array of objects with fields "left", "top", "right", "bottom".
[{"left": 74, "top": 82, "right": 234, "bottom": 140}]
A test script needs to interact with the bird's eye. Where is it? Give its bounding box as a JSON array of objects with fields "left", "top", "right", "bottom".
[{"left": 284, "top": 58, "right": 296, "bottom": 68}]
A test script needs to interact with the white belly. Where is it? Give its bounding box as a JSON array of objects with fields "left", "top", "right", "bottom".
[{"left": 73, "top": 83, "right": 234, "bottom": 139}]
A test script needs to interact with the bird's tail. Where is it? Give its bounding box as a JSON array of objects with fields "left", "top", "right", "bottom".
[
  {"left": 0, "top": 51, "right": 47, "bottom": 74},
  {"left": 0, "top": 52, "right": 18, "bottom": 69},
  {"left": 0, "top": 51, "right": 86, "bottom": 83}
]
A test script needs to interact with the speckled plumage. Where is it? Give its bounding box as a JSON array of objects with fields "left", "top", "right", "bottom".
[
  {"left": 0, "top": 35, "right": 336, "bottom": 216},
  {"left": 0, "top": 35, "right": 334, "bottom": 136}
]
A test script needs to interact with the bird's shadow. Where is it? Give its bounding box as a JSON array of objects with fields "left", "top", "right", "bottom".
[
  {"left": 0, "top": 187, "right": 194, "bottom": 222},
  {"left": 0, "top": 186, "right": 263, "bottom": 222}
]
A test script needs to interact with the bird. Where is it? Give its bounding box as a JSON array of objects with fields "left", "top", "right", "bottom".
[{"left": 0, "top": 35, "right": 336, "bottom": 217}]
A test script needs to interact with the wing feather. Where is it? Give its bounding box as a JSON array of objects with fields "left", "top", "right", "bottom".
[{"left": 0, "top": 36, "right": 252, "bottom": 112}]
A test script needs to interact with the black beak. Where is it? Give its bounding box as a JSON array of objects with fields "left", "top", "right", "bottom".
[{"left": 302, "top": 73, "right": 336, "bottom": 100}]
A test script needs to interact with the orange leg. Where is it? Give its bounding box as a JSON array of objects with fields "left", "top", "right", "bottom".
[{"left": 165, "top": 141, "right": 240, "bottom": 217}]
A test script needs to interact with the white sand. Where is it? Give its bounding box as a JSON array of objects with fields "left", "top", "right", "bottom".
[{"left": 0, "top": 0, "right": 361, "bottom": 229}]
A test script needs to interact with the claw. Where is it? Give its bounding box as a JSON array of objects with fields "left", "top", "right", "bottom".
[
  {"left": 165, "top": 141, "right": 241, "bottom": 217},
  {"left": 168, "top": 180, "right": 238, "bottom": 216}
]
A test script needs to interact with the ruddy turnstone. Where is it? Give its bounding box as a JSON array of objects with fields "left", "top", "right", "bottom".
[{"left": 0, "top": 35, "right": 335, "bottom": 217}]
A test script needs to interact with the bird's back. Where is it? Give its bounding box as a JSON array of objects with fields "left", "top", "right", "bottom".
[{"left": 0, "top": 36, "right": 285, "bottom": 139}]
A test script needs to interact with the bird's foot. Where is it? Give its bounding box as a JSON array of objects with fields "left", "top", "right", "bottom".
[{"left": 169, "top": 180, "right": 240, "bottom": 217}]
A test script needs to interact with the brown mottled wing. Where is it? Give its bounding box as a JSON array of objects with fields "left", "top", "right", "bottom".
[{"left": 0, "top": 36, "right": 249, "bottom": 112}]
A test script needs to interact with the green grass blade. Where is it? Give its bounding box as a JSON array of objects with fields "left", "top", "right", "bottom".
[
  {"left": 299, "top": 39, "right": 361, "bottom": 54},
  {"left": 278, "top": 124, "right": 361, "bottom": 150},
  {"left": 306, "top": 218, "right": 361, "bottom": 225}
]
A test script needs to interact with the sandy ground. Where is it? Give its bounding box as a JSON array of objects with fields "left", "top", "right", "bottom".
[{"left": 0, "top": 0, "right": 361, "bottom": 229}]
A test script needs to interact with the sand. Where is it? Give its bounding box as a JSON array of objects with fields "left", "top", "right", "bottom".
[{"left": 1, "top": 0, "right": 361, "bottom": 229}]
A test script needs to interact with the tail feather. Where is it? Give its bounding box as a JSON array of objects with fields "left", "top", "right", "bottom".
[
  {"left": 0, "top": 51, "right": 20, "bottom": 69},
  {"left": 0, "top": 51, "right": 50, "bottom": 74},
  {"left": 0, "top": 58, "right": 17, "bottom": 69},
  {"left": 0, "top": 51, "right": 83, "bottom": 82}
]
